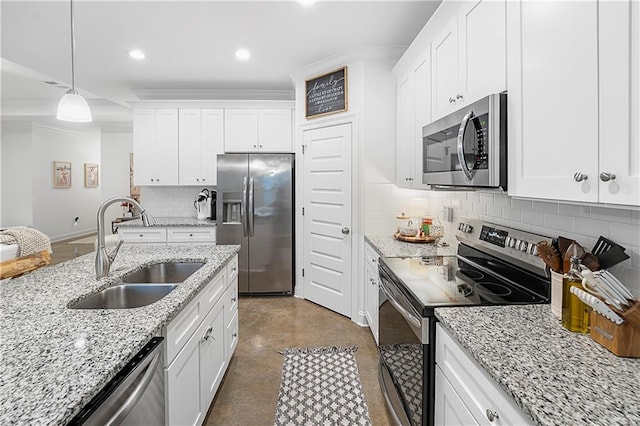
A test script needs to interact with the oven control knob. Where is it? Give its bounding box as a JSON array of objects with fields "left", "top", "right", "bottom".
[
  {"left": 508, "top": 238, "right": 517, "bottom": 249},
  {"left": 529, "top": 244, "right": 538, "bottom": 256},
  {"left": 520, "top": 241, "right": 529, "bottom": 252},
  {"left": 459, "top": 223, "right": 473, "bottom": 233},
  {"left": 505, "top": 236, "right": 513, "bottom": 247}
]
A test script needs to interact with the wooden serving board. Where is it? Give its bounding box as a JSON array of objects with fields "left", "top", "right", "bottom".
[
  {"left": 0, "top": 250, "right": 51, "bottom": 279},
  {"left": 393, "top": 232, "right": 436, "bottom": 244}
]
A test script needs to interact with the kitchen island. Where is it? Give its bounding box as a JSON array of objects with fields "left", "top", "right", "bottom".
[
  {"left": 435, "top": 304, "right": 640, "bottom": 425},
  {"left": 0, "top": 244, "right": 240, "bottom": 425}
]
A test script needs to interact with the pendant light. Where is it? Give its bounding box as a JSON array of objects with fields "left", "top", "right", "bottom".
[{"left": 56, "top": 0, "right": 92, "bottom": 123}]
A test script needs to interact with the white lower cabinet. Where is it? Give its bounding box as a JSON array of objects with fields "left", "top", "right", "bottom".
[
  {"left": 119, "top": 227, "right": 216, "bottom": 245},
  {"left": 435, "top": 324, "right": 531, "bottom": 426},
  {"left": 435, "top": 366, "right": 478, "bottom": 426},
  {"left": 364, "top": 242, "right": 379, "bottom": 344},
  {"left": 164, "top": 254, "right": 239, "bottom": 425}
]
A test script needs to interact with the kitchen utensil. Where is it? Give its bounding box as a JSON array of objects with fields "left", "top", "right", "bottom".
[
  {"left": 595, "top": 270, "right": 635, "bottom": 302},
  {"left": 537, "top": 241, "right": 561, "bottom": 273},
  {"left": 592, "top": 236, "right": 620, "bottom": 256},
  {"left": 570, "top": 286, "right": 624, "bottom": 325},
  {"left": 592, "top": 236, "right": 630, "bottom": 269},
  {"left": 581, "top": 252, "right": 600, "bottom": 271},
  {"left": 581, "top": 270, "right": 628, "bottom": 311},
  {"left": 550, "top": 270, "right": 563, "bottom": 319},
  {"left": 597, "top": 245, "right": 630, "bottom": 269},
  {"left": 557, "top": 236, "right": 574, "bottom": 259}
]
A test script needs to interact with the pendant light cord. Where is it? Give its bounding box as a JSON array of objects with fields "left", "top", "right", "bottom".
[{"left": 69, "top": 0, "right": 76, "bottom": 93}]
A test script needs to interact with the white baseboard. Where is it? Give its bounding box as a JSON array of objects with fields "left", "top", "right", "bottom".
[{"left": 50, "top": 228, "right": 96, "bottom": 243}]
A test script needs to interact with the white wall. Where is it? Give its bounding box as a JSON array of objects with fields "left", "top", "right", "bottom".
[
  {"left": 31, "top": 123, "right": 101, "bottom": 241},
  {"left": 100, "top": 129, "right": 133, "bottom": 222},
  {"left": 1, "top": 121, "right": 33, "bottom": 228}
]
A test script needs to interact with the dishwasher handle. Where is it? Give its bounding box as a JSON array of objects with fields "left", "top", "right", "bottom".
[
  {"left": 67, "top": 337, "right": 164, "bottom": 426},
  {"left": 106, "top": 346, "right": 162, "bottom": 425}
]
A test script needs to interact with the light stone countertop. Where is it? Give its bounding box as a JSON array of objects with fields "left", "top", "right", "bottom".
[
  {"left": 0, "top": 244, "right": 240, "bottom": 425},
  {"left": 365, "top": 234, "right": 457, "bottom": 258},
  {"left": 435, "top": 305, "right": 640, "bottom": 425},
  {"left": 116, "top": 216, "right": 217, "bottom": 228}
]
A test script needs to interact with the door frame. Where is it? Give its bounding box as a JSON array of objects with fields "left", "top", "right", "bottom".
[{"left": 294, "top": 113, "right": 364, "bottom": 325}]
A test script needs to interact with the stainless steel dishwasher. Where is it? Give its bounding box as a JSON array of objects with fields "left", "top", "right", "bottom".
[{"left": 68, "top": 337, "right": 165, "bottom": 425}]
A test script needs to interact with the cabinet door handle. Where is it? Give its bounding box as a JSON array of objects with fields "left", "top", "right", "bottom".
[
  {"left": 449, "top": 97, "right": 456, "bottom": 103},
  {"left": 189, "top": 234, "right": 193, "bottom": 237},
  {"left": 150, "top": 179, "right": 154, "bottom": 182},
  {"left": 456, "top": 94, "right": 464, "bottom": 100},
  {"left": 231, "top": 297, "right": 237, "bottom": 302},
  {"left": 599, "top": 172, "right": 616, "bottom": 182},
  {"left": 202, "top": 178, "right": 206, "bottom": 182},
  {"left": 573, "top": 172, "right": 588, "bottom": 182},
  {"left": 486, "top": 409, "right": 499, "bottom": 422},
  {"left": 201, "top": 326, "right": 214, "bottom": 342},
  {"left": 232, "top": 333, "right": 238, "bottom": 338},
  {"left": 196, "top": 178, "right": 200, "bottom": 182}
]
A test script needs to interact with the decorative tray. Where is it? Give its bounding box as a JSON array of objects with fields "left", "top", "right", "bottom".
[{"left": 393, "top": 232, "right": 436, "bottom": 244}]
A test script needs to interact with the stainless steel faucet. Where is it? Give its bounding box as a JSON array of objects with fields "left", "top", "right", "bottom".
[{"left": 95, "top": 196, "right": 151, "bottom": 279}]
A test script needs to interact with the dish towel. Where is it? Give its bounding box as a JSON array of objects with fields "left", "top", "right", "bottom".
[{"left": 0, "top": 226, "right": 52, "bottom": 257}]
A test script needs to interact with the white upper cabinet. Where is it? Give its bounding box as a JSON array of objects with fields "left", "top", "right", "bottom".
[
  {"left": 133, "top": 109, "right": 179, "bottom": 186},
  {"left": 432, "top": 16, "right": 459, "bottom": 120},
  {"left": 397, "top": 50, "right": 433, "bottom": 189},
  {"left": 224, "top": 109, "right": 258, "bottom": 152},
  {"left": 179, "top": 109, "right": 224, "bottom": 186},
  {"left": 598, "top": 0, "right": 640, "bottom": 206},
  {"left": 258, "top": 109, "right": 293, "bottom": 152},
  {"left": 432, "top": 0, "right": 506, "bottom": 121},
  {"left": 224, "top": 108, "right": 293, "bottom": 153},
  {"left": 508, "top": 0, "right": 638, "bottom": 206}
]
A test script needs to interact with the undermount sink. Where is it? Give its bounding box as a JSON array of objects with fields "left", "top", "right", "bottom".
[
  {"left": 121, "top": 261, "right": 205, "bottom": 284},
  {"left": 68, "top": 261, "right": 204, "bottom": 310},
  {"left": 69, "top": 284, "right": 177, "bottom": 309}
]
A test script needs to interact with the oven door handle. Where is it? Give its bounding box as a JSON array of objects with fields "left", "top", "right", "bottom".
[{"left": 379, "top": 280, "right": 422, "bottom": 330}]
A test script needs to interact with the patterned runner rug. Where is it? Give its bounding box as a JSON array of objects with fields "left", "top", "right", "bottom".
[{"left": 274, "top": 346, "right": 372, "bottom": 426}]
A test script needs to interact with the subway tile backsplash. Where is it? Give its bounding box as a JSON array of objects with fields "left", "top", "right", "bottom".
[
  {"left": 140, "top": 186, "right": 216, "bottom": 218},
  {"left": 365, "top": 186, "right": 640, "bottom": 293}
]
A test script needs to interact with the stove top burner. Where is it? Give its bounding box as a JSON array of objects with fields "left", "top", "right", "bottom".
[
  {"left": 459, "top": 269, "right": 484, "bottom": 281},
  {"left": 475, "top": 282, "right": 512, "bottom": 297}
]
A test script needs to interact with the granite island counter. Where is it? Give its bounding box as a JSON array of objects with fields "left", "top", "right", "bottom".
[
  {"left": 0, "top": 244, "right": 240, "bottom": 425},
  {"left": 435, "top": 304, "right": 640, "bottom": 425}
]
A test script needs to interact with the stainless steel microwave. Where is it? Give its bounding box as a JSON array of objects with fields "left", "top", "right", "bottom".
[{"left": 422, "top": 93, "right": 507, "bottom": 190}]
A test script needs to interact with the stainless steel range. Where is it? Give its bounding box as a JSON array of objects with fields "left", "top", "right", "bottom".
[{"left": 377, "top": 218, "right": 552, "bottom": 426}]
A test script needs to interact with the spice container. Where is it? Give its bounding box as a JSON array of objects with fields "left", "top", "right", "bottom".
[{"left": 561, "top": 255, "right": 592, "bottom": 333}]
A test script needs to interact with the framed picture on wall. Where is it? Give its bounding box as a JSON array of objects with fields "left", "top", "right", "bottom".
[
  {"left": 84, "top": 163, "right": 99, "bottom": 188},
  {"left": 53, "top": 161, "right": 72, "bottom": 188}
]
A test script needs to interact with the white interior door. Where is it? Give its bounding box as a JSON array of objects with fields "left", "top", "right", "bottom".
[{"left": 303, "top": 123, "right": 352, "bottom": 317}]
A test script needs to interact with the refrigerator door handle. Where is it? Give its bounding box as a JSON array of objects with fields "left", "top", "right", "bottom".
[
  {"left": 248, "top": 177, "right": 255, "bottom": 237},
  {"left": 242, "top": 176, "right": 248, "bottom": 237}
]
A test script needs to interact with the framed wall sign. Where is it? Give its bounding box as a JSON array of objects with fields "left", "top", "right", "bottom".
[
  {"left": 53, "top": 161, "right": 72, "bottom": 188},
  {"left": 305, "top": 66, "right": 348, "bottom": 119},
  {"left": 84, "top": 163, "right": 99, "bottom": 188}
]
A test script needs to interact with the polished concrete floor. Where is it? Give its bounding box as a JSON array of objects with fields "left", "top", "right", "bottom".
[{"left": 205, "top": 296, "right": 392, "bottom": 426}]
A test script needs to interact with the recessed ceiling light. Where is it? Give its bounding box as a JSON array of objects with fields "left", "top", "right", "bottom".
[
  {"left": 128, "top": 49, "right": 145, "bottom": 60},
  {"left": 235, "top": 48, "right": 251, "bottom": 61},
  {"left": 297, "top": 0, "right": 317, "bottom": 6}
]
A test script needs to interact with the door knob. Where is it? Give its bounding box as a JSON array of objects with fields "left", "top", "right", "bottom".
[
  {"left": 599, "top": 172, "right": 616, "bottom": 182},
  {"left": 341, "top": 227, "right": 350, "bottom": 235},
  {"left": 573, "top": 172, "right": 588, "bottom": 182}
]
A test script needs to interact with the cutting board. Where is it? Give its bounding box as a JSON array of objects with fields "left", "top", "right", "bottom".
[{"left": 393, "top": 232, "right": 436, "bottom": 244}]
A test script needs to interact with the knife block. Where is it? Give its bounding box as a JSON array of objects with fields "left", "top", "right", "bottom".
[{"left": 590, "top": 301, "right": 640, "bottom": 358}]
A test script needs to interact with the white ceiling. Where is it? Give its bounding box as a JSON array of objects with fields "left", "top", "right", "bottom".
[{"left": 1, "top": 0, "right": 440, "bottom": 123}]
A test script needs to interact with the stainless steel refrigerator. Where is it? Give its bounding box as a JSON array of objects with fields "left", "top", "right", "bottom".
[{"left": 216, "top": 154, "right": 294, "bottom": 294}]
